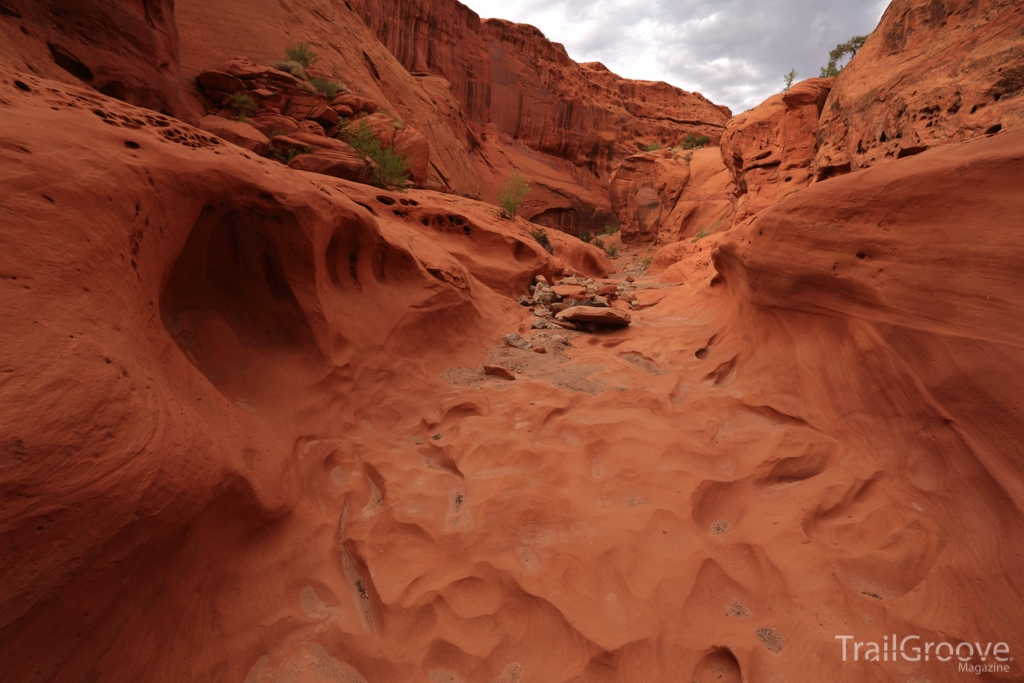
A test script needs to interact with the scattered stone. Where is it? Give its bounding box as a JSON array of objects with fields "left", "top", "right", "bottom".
[
  {"left": 726, "top": 601, "right": 752, "bottom": 618},
  {"left": 517, "top": 295, "right": 532, "bottom": 306},
  {"left": 532, "top": 346, "right": 546, "bottom": 354},
  {"left": 533, "top": 307, "right": 552, "bottom": 318},
  {"left": 552, "top": 284, "right": 588, "bottom": 300},
  {"left": 503, "top": 334, "right": 532, "bottom": 350},
  {"left": 597, "top": 284, "right": 617, "bottom": 296},
  {"left": 534, "top": 274, "right": 548, "bottom": 285},
  {"left": 555, "top": 307, "right": 631, "bottom": 328},
  {"left": 483, "top": 364, "right": 515, "bottom": 380},
  {"left": 534, "top": 286, "right": 554, "bottom": 305},
  {"left": 591, "top": 295, "right": 610, "bottom": 307},
  {"left": 626, "top": 275, "right": 635, "bottom": 283}
]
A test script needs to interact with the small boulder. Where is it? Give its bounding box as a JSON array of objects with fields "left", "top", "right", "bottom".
[
  {"left": 248, "top": 113, "right": 300, "bottom": 138},
  {"left": 591, "top": 295, "right": 610, "bottom": 307},
  {"left": 534, "top": 274, "right": 548, "bottom": 285},
  {"left": 196, "top": 71, "right": 245, "bottom": 94},
  {"left": 555, "top": 307, "right": 631, "bottom": 328},
  {"left": 483, "top": 365, "right": 515, "bottom": 380},
  {"left": 503, "top": 333, "right": 532, "bottom": 350},
  {"left": 331, "top": 94, "right": 378, "bottom": 114},
  {"left": 197, "top": 115, "right": 270, "bottom": 156}
]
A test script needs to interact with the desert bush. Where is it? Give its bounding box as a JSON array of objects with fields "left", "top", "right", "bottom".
[
  {"left": 273, "top": 60, "right": 307, "bottom": 78},
  {"left": 642, "top": 141, "right": 662, "bottom": 152},
  {"left": 230, "top": 92, "right": 256, "bottom": 118},
  {"left": 605, "top": 244, "right": 618, "bottom": 257},
  {"left": 498, "top": 170, "right": 530, "bottom": 220},
  {"left": 682, "top": 133, "right": 712, "bottom": 150},
  {"left": 530, "top": 227, "right": 553, "bottom": 253},
  {"left": 580, "top": 230, "right": 593, "bottom": 243},
  {"left": 603, "top": 223, "right": 619, "bottom": 235},
  {"left": 310, "top": 77, "right": 342, "bottom": 98},
  {"left": 684, "top": 151, "right": 694, "bottom": 164},
  {"left": 285, "top": 42, "right": 319, "bottom": 69},
  {"left": 692, "top": 227, "right": 710, "bottom": 242},
  {"left": 344, "top": 118, "right": 410, "bottom": 190},
  {"left": 270, "top": 145, "right": 314, "bottom": 164}
]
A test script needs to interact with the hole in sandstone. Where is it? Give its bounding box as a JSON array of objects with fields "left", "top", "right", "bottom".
[
  {"left": 160, "top": 207, "right": 320, "bottom": 393},
  {"left": 462, "top": 225, "right": 471, "bottom": 236},
  {"left": 695, "top": 348, "right": 709, "bottom": 359},
  {"left": 879, "top": 132, "right": 887, "bottom": 142},
  {"left": 99, "top": 81, "right": 126, "bottom": 101},
  {"left": 0, "top": 4, "right": 21, "bottom": 17},
  {"left": 856, "top": 252, "right": 866, "bottom": 260},
  {"left": 14, "top": 80, "right": 30, "bottom": 92},
  {"left": 691, "top": 647, "right": 742, "bottom": 683},
  {"left": 421, "top": 217, "right": 429, "bottom": 226},
  {"left": 994, "top": 92, "right": 1002, "bottom": 101},
  {"left": 970, "top": 104, "right": 978, "bottom": 114},
  {"left": 986, "top": 124, "right": 1002, "bottom": 135},
  {"left": 375, "top": 195, "right": 395, "bottom": 206},
  {"left": 124, "top": 140, "right": 140, "bottom": 149}
]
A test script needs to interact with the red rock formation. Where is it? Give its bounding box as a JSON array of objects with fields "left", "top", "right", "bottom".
[
  {"left": 815, "top": 0, "right": 1024, "bottom": 177},
  {"left": 0, "top": 0, "right": 193, "bottom": 117},
  {"left": 610, "top": 147, "right": 733, "bottom": 244},
  {"left": 719, "top": 77, "right": 834, "bottom": 224},
  {"left": 5, "top": 4, "right": 1024, "bottom": 683},
  {"left": 349, "top": 0, "right": 731, "bottom": 231},
  {"left": 174, "top": 0, "right": 483, "bottom": 197}
]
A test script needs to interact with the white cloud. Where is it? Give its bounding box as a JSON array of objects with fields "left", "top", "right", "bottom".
[{"left": 461, "top": 0, "right": 890, "bottom": 112}]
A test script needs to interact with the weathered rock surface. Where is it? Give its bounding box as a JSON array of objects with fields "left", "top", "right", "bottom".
[
  {"left": 814, "top": 0, "right": 1024, "bottom": 177},
  {"left": 611, "top": 146, "right": 734, "bottom": 244},
  {"left": 197, "top": 115, "right": 270, "bottom": 155},
  {"left": 0, "top": 0, "right": 193, "bottom": 117},
  {"left": 719, "top": 78, "right": 834, "bottom": 224}
]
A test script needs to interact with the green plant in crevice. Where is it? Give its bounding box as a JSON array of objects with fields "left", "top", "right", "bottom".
[
  {"left": 580, "top": 230, "right": 593, "bottom": 243},
  {"left": 642, "top": 141, "right": 662, "bottom": 152},
  {"left": 820, "top": 35, "right": 867, "bottom": 77},
  {"left": 498, "top": 170, "right": 530, "bottom": 220},
  {"left": 270, "top": 145, "right": 314, "bottom": 164},
  {"left": 230, "top": 92, "right": 257, "bottom": 119},
  {"left": 530, "top": 227, "right": 553, "bottom": 254},
  {"left": 285, "top": 42, "right": 319, "bottom": 69},
  {"left": 343, "top": 118, "right": 411, "bottom": 191}
]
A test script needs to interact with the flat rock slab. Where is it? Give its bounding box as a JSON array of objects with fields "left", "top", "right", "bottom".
[
  {"left": 551, "top": 285, "right": 588, "bottom": 300},
  {"left": 555, "top": 307, "right": 631, "bottom": 328}
]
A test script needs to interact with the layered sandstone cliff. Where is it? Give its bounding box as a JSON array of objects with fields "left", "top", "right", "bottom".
[{"left": 349, "top": 0, "right": 731, "bottom": 232}]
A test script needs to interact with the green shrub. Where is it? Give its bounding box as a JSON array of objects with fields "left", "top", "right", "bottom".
[
  {"left": 682, "top": 133, "right": 712, "bottom": 150},
  {"left": 498, "top": 170, "right": 530, "bottom": 220},
  {"left": 683, "top": 151, "right": 694, "bottom": 164},
  {"left": 530, "top": 227, "right": 553, "bottom": 253},
  {"left": 605, "top": 244, "right": 619, "bottom": 257},
  {"left": 230, "top": 92, "right": 256, "bottom": 118},
  {"left": 310, "top": 77, "right": 342, "bottom": 97},
  {"left": 820, "top": 35, "right": 867, "bottom": 77},
  {"left": 692, "top": 227, "right": 710, "bottom": 242},
  {"left": 343, "top": 118, "right": 410, "bottom": 190},
  {"left": 273, "top": 60, "right": 307, "bottom": 78},
  {"left": 641, "top": 257, "right": 652, "bottom": 267},
  {"left": 603, "top": 223, "right": 619, "bottom": 235},
  {"left": 782, "top": 68, "right": 798, "bottom": 93},
  {"left": 641, "top": 141, "right": 662, "bottom": 152},
  {"left": 593, "top": 237, "right": 605, "bottom": 249},
  {"left": 270, "top": 145, "right": 314, "bottom": 164},
  {"left": 285, "top": 42, "right": 319, "bottom": 69},
  {"left": 580, "top": 230, "right": 593, "bottom": 243}
]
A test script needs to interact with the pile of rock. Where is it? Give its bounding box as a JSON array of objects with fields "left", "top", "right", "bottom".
[
  {"left": 193, "top": 58, "right": 431, "bottom": 187},
  {"left": 519, "top": 274, "right": 635, "bottom": 331}
]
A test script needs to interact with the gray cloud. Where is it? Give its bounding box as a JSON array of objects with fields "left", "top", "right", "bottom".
[{"left": 462, "top": 0, "right": 889, "bottom": 112}]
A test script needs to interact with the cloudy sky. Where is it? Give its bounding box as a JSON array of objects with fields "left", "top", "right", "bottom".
[{"left": 461, "top": 0, "right": 890, "bottom": 113}]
